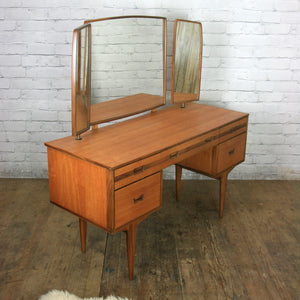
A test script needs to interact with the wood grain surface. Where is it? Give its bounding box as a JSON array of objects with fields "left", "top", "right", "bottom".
[
  {"left": 46, "top": 103, "right": 248, "bottom": 169},
  {"left": 90, "top": 93, "right": 165, "bottom": 125},
  {"left": 115, "top": 172, "right": 162, "bottom": 228},
  {"left": 47, "top": 148, "right": 111, "bottom": 229}
]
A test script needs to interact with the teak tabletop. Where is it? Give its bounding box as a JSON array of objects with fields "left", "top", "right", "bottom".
[{"left": 45, "top": 103, "right": 248, "bottom": 170}]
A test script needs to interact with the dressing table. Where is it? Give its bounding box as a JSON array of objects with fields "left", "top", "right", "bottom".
[{"left": 45, "top": 17, "right": 248, "bottom": 280}]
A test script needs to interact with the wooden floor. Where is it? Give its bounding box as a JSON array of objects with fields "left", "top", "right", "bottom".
[{"left": 0, "top": 179, "right": 299, "bottom": 300}]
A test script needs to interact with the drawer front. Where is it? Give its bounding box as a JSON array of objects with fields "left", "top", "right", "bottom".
[
  {"left": 115, "top": 172, "right": 162, "bottom": 228},
  {"left": 216, "top": 133, "right": 247, "bottom": 174},
  {"left": 218, "top": 117, "right": 248, "bottom": 144},
  {"left": 114, "top": 129, "right": 219, "bottom": 189}
]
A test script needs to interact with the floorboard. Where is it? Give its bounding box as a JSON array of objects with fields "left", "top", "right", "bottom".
[{"left": 0, "top": 179, "right": 299, "bottom": 300}]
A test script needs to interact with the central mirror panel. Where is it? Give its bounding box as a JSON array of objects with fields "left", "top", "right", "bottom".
[
  {"left": 85, "top": 16, "right": 167, "bottom": 125},
  {"left": 171, "top": 19, "right": 202, "bottom": 105}
]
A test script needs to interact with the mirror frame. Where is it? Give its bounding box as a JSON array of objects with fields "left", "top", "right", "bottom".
[
  {"left": 71, "top": 23, "right": 91, "bottom": 137},
  {"left": 84, "top": 15, "right": 167, "bottom": 125},
  {"left": 171, "top": 19, "right": 203, "bottom": 105}
]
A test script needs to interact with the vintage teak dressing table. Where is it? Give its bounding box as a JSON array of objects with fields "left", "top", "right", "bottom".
[{"left": 45, "top": 16, "right": 248, "bottom": 280}]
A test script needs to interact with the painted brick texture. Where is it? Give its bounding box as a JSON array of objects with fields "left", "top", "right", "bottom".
[{"left": 0, "top": 0, "right": 299, "bottom": 179}]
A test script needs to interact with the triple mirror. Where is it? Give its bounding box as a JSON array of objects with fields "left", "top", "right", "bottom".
[{"left": 71, "top": 17, "right": 203, "bottom": 137}]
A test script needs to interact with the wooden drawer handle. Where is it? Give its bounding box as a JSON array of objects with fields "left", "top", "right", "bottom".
[
  {"left": 170, "top": 152, "right": 179, "bottom": 159},
  {"left": 229, "top": 149, "right": 235, "bottom": 155},
  {"left": 134, "top": 194, "right": 144, "bottom": 204},
  {"left": 133, "top": 166, "right": 144, "bottom": 174}
]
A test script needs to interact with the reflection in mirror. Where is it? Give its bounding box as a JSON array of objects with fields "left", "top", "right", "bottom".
[
  {"left": 171, "top": 19, "right": 202, "bottom": 105},
  {"left": 85, "top": 16, "right": 166, "bottom": 124},
  {"left": 71, "top": 24, "right": 91, "bottom": 137}
]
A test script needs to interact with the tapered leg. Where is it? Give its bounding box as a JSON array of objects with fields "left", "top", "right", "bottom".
[
  {"left": 219, "top": 172, "right": 229, "bottom": 218},
  {"left": 175, "top": 164, "right": 182, "bottom": 201},
  {"left": 125, "top": 223, "right": 137, "bottom": 280},
  {"left": 79, "top": 218, "right": 87, "bottom": 253}
]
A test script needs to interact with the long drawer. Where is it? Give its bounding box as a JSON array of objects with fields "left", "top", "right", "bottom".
[
  {"left": 114, "top": 117, "right": 248, "bottom": 189},
  {"left": 218, "top": 117, "right": 248, "bottom": 144},
  {"left": 114, "top": 130, "right": 219, "bottom": 189}
]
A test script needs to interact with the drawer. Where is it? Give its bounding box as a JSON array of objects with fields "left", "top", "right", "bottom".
[
  {"left": 216, "top": 133, "right": 247, "bottom": 174},
  {"left": 115, "top": 172, "right": 162, "bottom": 228},
  {"left": 114, "top": 129, "right": 219, "bottom": 189},
  {"left": 218, "top": 117, "right": 248, "bottom": 144}
]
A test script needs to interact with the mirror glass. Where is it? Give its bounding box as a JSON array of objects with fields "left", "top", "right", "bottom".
[
  {"left": 86, "top": 16, "right": 166, "bottom": 124},
  {"left": 171, "top": 20, "right": 202, "bottom": 104},
  {"left": 71, "top": 24, "right": 91, "bottom": 136}
]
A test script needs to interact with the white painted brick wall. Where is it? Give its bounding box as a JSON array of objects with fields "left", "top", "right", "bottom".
[{"left": 0, "top": 0, "right": 299, "bottom": 179}]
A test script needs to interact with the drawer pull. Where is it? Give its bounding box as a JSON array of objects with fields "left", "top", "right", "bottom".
[
  {"left": 133, "top": 166, "right": 144, "bottom": 174},
  {"left": 134, "top": 194, "right": 144, "bottom": 204},
  {"left": 170, "top": 152, "right": 179, "bottom": 159},
  {"left": 229, "top": 149, "right": 235, "bottom": 155},
  {"left": 205, "top": 137, "right": 213, "bottom": 143}
]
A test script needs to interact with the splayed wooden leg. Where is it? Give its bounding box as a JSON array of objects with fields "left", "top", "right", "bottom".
[
  {"left": 175, "top": 164, "right": 182, "bottom": 201},
  {"left": 219, "top": 171, "right": 230, "bottom": 218},
  {"left": 125, "top": 222, "right": 137, "bottom": 280},
  {"left": 79, "top": 218, "right": 87, "bottom": 253}
]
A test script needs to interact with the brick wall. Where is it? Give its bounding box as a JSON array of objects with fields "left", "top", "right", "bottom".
[{"left": 0, "top": 0, "right": 299, "bottom": 179}]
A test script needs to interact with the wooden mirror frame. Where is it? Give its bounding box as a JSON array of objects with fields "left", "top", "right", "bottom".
[
  {"left": 84, "top": 15, "right": 167, "bottom": 126},
  {"left": 171, "top": 19, "right": 203, "bottom": 105},
  {"left": 71, "top": 23, "right": 91, "bottom": 138}
]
